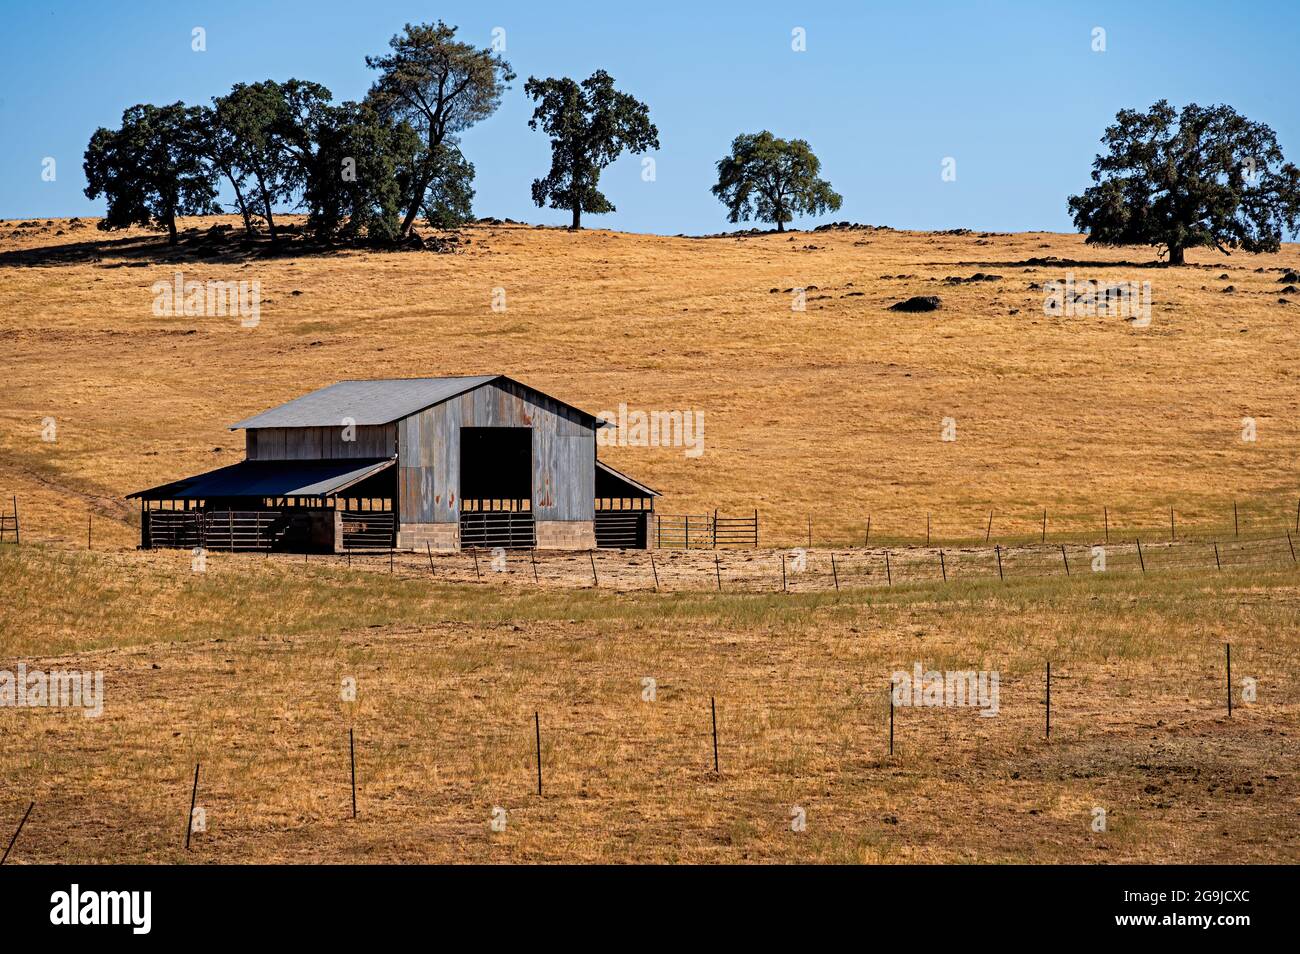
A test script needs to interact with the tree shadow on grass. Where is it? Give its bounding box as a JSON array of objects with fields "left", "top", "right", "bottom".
[{"left": 0, "top": 223, "right": 438, "bottom": 268}]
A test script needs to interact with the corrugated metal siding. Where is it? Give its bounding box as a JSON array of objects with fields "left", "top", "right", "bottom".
[
  {"left": 246, "top": 425, "right": 396, "bottom": 460},
  {"left": 397, "top": 379, "right": 595, "bottom": 524}
]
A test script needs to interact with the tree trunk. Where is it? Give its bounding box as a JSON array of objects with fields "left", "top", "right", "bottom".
[
  {"left": 224, "top": 169, "right": 254, "bottom": 236},
  {"left": 255, "top": 177, "right": 278, "bottom": 246},
  {"left": 166, "top": 212, "right": 178, "bottom": 246},
  {"left": 570, "top": 202, "right": 582, "bottom": 230},
  {"left": 399, "top": 173, "right": 433, "bottom": 238},
  {"left": 776, "top": 219, "right": 784, "bottom": 233},
  {"left": 1167, "top": 245, "right": 1185, "bottom": 265}
]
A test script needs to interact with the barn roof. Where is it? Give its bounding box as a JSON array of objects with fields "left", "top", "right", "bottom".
[
  {"left": 229, "top": 375, "right": 605, "bottom": 430},
  {"left": 128, "top": 458, "right": 395, "bottom": 500}
]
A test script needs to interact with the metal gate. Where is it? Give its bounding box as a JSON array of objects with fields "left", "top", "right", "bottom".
[
  {"left": 340, "top": 511, "right": 396, "bottom": 550},
  {"left": 459, "top": 510, "right": 536, "bottom": 549},
  {"left": 656, "top": 511, "right": 758, "bottom": 548}
]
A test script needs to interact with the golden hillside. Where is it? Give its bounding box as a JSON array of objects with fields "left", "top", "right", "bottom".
[{"left": 2, "top": 216, "right": 1299, "bottom": 548}]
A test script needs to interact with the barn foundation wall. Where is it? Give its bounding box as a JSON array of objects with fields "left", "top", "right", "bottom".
[
  {"left": 534, "top": 520, "right": 596, "bottom": 550},
  {"left": 397, "top": 522, "right": 458, "bottom": 551}
]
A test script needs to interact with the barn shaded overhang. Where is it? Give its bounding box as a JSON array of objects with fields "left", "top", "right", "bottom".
[
  {"left": 596, "top": 459, "right": 660, "bottom": 499},
  {"left": 128, "top": 457, "right": 396, "bottom": 501}
]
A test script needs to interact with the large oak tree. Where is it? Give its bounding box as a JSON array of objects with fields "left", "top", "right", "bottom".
[
  {"left": 524, "top": 70, "right": 659, "bottom": 230},
  {"left": 83, "top": 103, "right": 219, "bottom": 244},
  {"left": 1069, "top": 100, "right": 1300, "bottom": 264},
  {"left": 711, "top": 131, "right": 841, "bottom": 232}
]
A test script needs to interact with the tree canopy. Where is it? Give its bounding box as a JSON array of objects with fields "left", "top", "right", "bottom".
[
  {"left": 711, "top": 131, "right": 841, "bottom": 232},
  {"left": 1069, "top": 100, "right": 1300, "bottom": 264},
  {"left": 524, "top": 70, "right": 659, "bottom": 229},
  {"left": 83, "top": 103, "right": 219, "bottom": 244},
  {"left": 365, "top": 21, "right": 513, "bottom": 237}
]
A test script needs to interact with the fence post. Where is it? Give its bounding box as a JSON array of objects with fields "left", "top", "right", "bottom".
[
  {"left": 1287, "top": 531, "right": 1296, "bottom": 564},
  {"left": 986, "top": 510, "right": 992, "bottom": 542},
  {"left": 1214, "top": 541, "right": 1221, "bottom": 570},
  {"left": 1045, "top": 662, "right": 1051, "bottom": 739},
  {"left": 831, "top": 552, "right": 839, "bottom": 591},
  {"left": 714, "top": 553, "right": 721, "bottom": 591},
  {"left": 715, "top": 509, "right": 719, "bottom": 549},
  {"left": 1169, "top": 506, "right": 1175, "bottom": 542},
  {"left": 888, "top": 682, "right": 895, "bottom": 757},
  {"left": 649, "top": 550, "right": 659, "bottom": 591},
  {"left": 710, "top": 697, "right": 720, "bottom": 774},
  {"left": 939, "top": 550, "right": 946, "bottom": 582},
  {"left": 781, "top": 553, "right": 787, "bottom": 592},
  {"left": 1136, "top": 538, "right": 1145, "bottom": 573},
  {"left": 12, "top": 496, "right": 18, "bottom": 546},
  {"left": 865, "top": 515, "right": 871, "bottom": 546},
  {"left": 926, "top": 513, "right": 931, "bottom": 546},
  {"left": 1104, "top": 506, "right": 1109, "bottom": 543},
  {"left": 1233, "top": 500, "right": 1239, "bottom": 539},
  {"left": 535, "top": 712, "right": 543, "bottom": 795},
  {"left": 885, "top": 550, "right": 892, "bottom": 586},
  {"left": 995, "top": 545, "right": 1003, "bottom": 580},
  {"left": 1225, "top": 644, "right": 1232, "bottom": 717},
  {"left": 1060, "top": 544, "right": 1069, "bottom": 576},
  {"left": 1041, "top": 508, "right": 1047, "bottom": 543},
  {"left": 807, "top": 514, "right": 812, "bottom": 549}
]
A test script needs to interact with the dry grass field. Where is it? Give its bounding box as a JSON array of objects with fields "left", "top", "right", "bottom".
[
  {"left": 2, "top": 217, "right": 1299, "bottom": 864},
  {"left": 2, "top": 215, "right": 1299, "bottom": 546}
]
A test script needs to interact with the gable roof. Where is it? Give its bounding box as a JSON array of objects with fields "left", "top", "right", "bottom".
[{"left": 229, "top": 375, "right": 604, "bottom": 430}]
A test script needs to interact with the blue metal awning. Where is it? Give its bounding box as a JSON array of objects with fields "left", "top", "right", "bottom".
[{"left": 128, "top": 458, "right": 395, "bottom": 501}]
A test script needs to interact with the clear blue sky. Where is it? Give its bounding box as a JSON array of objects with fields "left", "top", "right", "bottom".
[{"left": 1, "top": 0, "right": 1295, "bottom": 234}]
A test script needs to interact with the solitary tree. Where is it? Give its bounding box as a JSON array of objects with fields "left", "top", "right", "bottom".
[
  {"left": 365, "top": 21, "right": 513, "bottom": 238},
  {"left": 711, "top": 131, "right": 841, "bottom": 232},
  {"left": 524, "top": 70, "right": 659, "bottom": 229},
  {"left": 1069, "top": 100, "right": 1300, "bottom": 264},
  {"left": 83, "top": 103, "right": 219, "bottom": 244}
]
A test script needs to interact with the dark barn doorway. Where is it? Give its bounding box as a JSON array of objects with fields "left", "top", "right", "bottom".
[{"left": 459, "top": 426, "right": 535, "bottom": 547}]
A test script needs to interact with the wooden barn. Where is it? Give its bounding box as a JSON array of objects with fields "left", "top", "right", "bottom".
[{"left": 129, "top": 375, "right": 659, "bottom": 552}]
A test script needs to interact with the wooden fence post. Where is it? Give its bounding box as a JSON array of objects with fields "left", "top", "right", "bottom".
[
  {"left": 1225, "top": 644, "right": 1233, "bottom": 717},
  {"left": 535, "top": 712, "right": 543, "bottom": 795},
  {"left": 831, "top": 552, "right": 839, "bottom": 591},
  {"left": 185, "top": 763, "right": 200, "bottom": 849}
]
